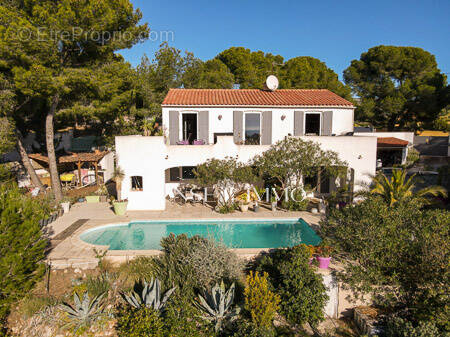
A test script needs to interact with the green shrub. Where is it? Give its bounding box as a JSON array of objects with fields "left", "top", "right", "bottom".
[
  {"left": 280, "top": 189, "right": 309, "bottom": 211},
  {"left": 254, "top": 245, "right": 328, "bottom": 327},
  {"left": 85, "top": 273, "right": 112, "bottom": 298},
  {"left": 386, "top": 316, "right": 441, "bottom": 337},
  {"left": 321, "top": 196, "right": 450, "bottom": 331},
  {"left": 119, "top": 256, "right": 155, "bottom": 283},
  {"left": 155, "top": 234, "right": 244, "bottom": 290},
  {"left": 217, "top": 203, "right": 237, "bottom": 214},
  {"left": 244, "top": 271, "right": 279, "bottom": 330},
  {"left": 231, "top": 318, "right": 276, "bottom": 337},
  {"left": 116, "top": 307, "right": 164, "bottom": 337},
  {"left": 163, "top": 299, "right": 211, "bottom": 337},
  {"left": 0, "top": 183, "right": 51, "bottom": 322},
  {"left": 18, "top": 295, "right": 60, "bottom": 318}
]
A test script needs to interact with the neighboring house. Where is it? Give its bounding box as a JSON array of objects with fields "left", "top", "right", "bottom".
[{"left": 115, "top": 88, "right": 412, "bottom": 211}]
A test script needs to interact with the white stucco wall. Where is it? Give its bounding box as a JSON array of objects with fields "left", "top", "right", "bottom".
[
  {"left": 99, "top": 152, "right": 115, "bottom": 182},
  {"left": 162, "top": 106, "right": 355, "bottom": 145},
  {"left": 355, "top": 132, "right": 414, "bottom": 144},
  {"left": 115, "top": 135, "right": 376, "bottom": 210}
]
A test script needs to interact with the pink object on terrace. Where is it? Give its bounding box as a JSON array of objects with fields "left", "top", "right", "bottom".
[
  {"left": 193, "top": 139, "right": 205, "bottom": 145},
  {"left": 317, "top": 256, "right": 331, "bottom": 269},
  {"left": 176, "top": 140, "right": 189, "bottom": 145}
]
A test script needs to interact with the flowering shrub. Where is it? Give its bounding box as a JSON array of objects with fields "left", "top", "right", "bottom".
[{"left": 244, "top": 271, "right": 280, "bottom": 330}]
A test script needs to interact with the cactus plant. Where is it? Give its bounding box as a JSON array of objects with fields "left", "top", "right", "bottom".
[
  {"left": 196, "top": 281, "right": 240, "bottom": 332},
  {"left": 60, "top": 292, "right": 105, "bottom": 332},
  {"left": 121, "top": 278, "right": 176, "bottom": 312}
]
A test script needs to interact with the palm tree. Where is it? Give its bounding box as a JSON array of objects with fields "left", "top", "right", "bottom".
[
  {"left": 371, "top": 169, "right": 447, "bottom": 206},
  {"left": 112, "top": 166, "right": 125, "bottom": 201}
]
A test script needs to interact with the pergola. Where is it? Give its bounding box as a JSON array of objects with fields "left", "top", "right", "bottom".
[{"left": 29, "top": 150, "right": 109, "bottom": 186}]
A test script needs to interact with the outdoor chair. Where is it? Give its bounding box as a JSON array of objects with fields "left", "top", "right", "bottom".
[
  {"left": 176, "top": 140, "right": 189, "bottom": 145},
  {"left": 172, "top": 187, "right": 194, "bottom": 204},
  {"left": 193, "top": 139, "right": 205, "bottom": 145}
]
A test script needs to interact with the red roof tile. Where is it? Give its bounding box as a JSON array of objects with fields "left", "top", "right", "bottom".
[
  {"left": 162, "top": 89, "right": 354, "bottom": 107},
  {"left": 377, "top": 137, "right": 409, "bottom": 147}
]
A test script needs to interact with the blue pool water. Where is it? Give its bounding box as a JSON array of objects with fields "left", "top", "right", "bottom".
[{"left": 79, "top": 219, "right": 321, "bottom": 250}]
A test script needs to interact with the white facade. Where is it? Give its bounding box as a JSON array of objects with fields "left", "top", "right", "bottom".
[
  {"left": 114, "top": 89, "right": 412, "bottom": 211},
  {"left": 162, "top": 106, "right": 355, "bottom": 144},
  {"left": 116, "top": 135, "right": 377, "bottom": 211}
]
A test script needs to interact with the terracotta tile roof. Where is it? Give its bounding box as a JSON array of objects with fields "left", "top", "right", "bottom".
[
  {"left": 162, "top": 89, "right": 354, "bottom": 107},
  {"left": 377, "top": 137, "right": 409, "bottom": 147}
]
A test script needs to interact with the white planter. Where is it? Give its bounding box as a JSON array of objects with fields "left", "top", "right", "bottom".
[
  {"left": 240, "top": 204, "right": 249, "bottom": 212},
  {"left": 61, "top": 202, "right": 70, "bottom": 214}
]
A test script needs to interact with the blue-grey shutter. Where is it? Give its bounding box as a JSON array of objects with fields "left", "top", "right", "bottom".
[
  {"left": 169, "top": 110, "right": 179, "bottom": 145},
  {"left": 321, "top": 111, "right": 333, "bottom": 136},
  {"left": 197, "top": 111, "right": 209, "bottom": 144},
  {"left": 233, "top": 111, "right": 243, "bottom": 144},
  {"left": 294, "top": 111, "right": 304, "bottom": 136},
  {"left": 261, "top": 111, "right": 272, "bottom": 145}
]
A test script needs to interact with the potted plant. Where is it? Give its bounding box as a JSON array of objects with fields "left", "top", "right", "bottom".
[
  {"left": 316, "top": 243, "right": 333, "bottom": 269},
  {"left": 304, "top": 184, "right": 315, "bottom": 198},
  {"left": 61, "top": 197, "right": 71, "bottom": 214},
  {"left": 112, "top": 165, "right": 127, "bottom": 215},
  {"left": 270, "top": 195, "right": 277, "bottom": 211},
  {"left": 95, "top": 185, "right": 108, "bottom": 202},
  {"left": 85, "top": 194, "right": 100, "bottom": 203},
  {"left": 250, "top": 189, "right": 261, "bottom": 212},
  {"left": 236, "top": 193, "right": 250, "bottom": 212}
]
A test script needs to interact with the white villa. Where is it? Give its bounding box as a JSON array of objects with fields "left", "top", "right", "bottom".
[{"left": 116, "top": 87, "right": 413, "bottom": 210}]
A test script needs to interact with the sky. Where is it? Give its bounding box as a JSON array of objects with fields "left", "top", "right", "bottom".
[{"left": 120, "top": 0, "right": 450, "bottom": 79}]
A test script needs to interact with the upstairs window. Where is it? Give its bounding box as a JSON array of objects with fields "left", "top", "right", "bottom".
[
  {"left": 131, "top": 176, "right": 143, "bottom": 191},
  {"left": 305, "top": 113, "right": 320, "bottom": 135},
  {"left": 245, "top": 113, "right": 261, "bottom": 145}
]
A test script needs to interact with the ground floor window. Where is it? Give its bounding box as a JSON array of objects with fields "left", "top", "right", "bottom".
[
  {"left": 131, "top": 176, "right": 143, "bottom": 191},
  {"left": 305, "top": 113, "right": 320, "bottom": 135},
  {"left": 166, "top": 166, "right": 196, "bottom": 183}
]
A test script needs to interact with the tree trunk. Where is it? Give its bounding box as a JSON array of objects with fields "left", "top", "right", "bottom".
[
  {"left": 15, "top": 129, "right": 44, "bottom": 191},
  {"left": 116, "top": 179, "right": 122, "bottom": 201},
  {"left": 46, "top": 96, "right": 63, "bottom": 201}
]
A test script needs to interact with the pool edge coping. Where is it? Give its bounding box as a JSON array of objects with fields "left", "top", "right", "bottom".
[{"left": 73, "top": 217, "right": 319, "bottom": 256}]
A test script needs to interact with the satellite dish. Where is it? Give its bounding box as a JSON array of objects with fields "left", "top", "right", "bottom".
[{"left": 266, "top": 75, "right": 279, "bottom": 91}]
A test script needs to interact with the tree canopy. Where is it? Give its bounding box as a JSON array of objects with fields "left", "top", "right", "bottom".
[
  {"left": 217, "top": 47, "right": 284, "bottom": 89},
  {"left": 321, "top": 196, "right": 449, "bottom": 332},
  {"left": 0, "top": 0, "right": 149, "bottom": 198},
  {"left": 194, "top": 157, "right": 256, "bottom": 209},
  {"left": 252, "top": 137, "right": 346, "bottom": 190},
  {"left": 0, "top": 182, "right": 51, "bottom": 323},
  {"left": 344, "top": 45, "right": 448, "bottom": 130},
  {"left": 280, "top": 56, "right": 352, "bottom": 100}
]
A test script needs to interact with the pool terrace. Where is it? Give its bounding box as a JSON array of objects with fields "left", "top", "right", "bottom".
[{"left": 46, "top": 201, "right": 322, "bottom": 269}]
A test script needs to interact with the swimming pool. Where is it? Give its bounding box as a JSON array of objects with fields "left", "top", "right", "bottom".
[{"left": 79, "top": 219, "right": 321, "bottom": 250}]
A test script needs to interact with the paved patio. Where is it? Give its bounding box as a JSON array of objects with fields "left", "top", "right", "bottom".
[{"left": 46, "top": 201, "right": 322, "bottom": 269}]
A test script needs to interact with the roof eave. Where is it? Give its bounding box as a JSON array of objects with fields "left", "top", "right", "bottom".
[{"left": 161, "top": 104, "right": 355, "bottom": 109}]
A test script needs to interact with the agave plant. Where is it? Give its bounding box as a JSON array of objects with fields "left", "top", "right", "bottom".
[
  {"left": 196, "top": 281, "right": 240, "bottom": 332},
  {"left": 60, "top": 292, "right": 105, "bottom": 332},
  {"left": 121, "top": 278, "right": 176, "bottom": 312}
]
